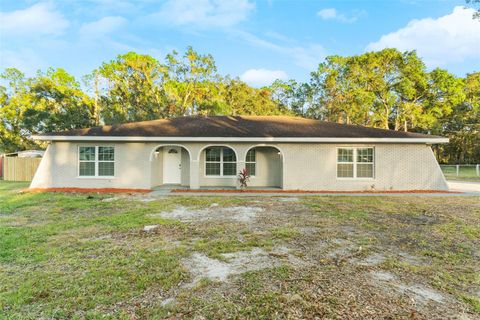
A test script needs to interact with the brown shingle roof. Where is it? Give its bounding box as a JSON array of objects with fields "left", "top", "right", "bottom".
[{"left": 43, "top": 116, "right": 441, "bottom": 139}]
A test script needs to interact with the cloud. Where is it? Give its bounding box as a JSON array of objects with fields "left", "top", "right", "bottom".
[
  {"left": 317, "top": 8, "right": 364, "bottom": 23},
  {"left": 234, "top": 30, "right": 327, "bottom": 70},
  {"left": 0, "top": 48, "right": 47, "bottom": 75},
  {"left": 240, "top": 68, "right": 287, "bottom": 87},
  {"left": 151, "top": 0, "right": 255, "bottom": 28},
  {"left": 366, "top": 6, "right": 480, "bottom": 67},
  {"left": 0, "top": 3, "right": 69, "bottom": 37},
  {"left": 79, "top": 16, "right": 128, "bottom": 38}
]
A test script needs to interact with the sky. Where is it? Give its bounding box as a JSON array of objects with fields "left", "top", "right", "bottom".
[{"left": 0, "top": 0, "right": 479, "bottom": 87}]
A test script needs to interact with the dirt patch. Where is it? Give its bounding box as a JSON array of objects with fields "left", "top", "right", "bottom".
[
  {"left": 153, "top": 205, "right": 265, "bottom": 223},
  {"left": 354, "top": 252, "right": 387, "bottom": 266},
  {"left": 182, "top": 248, "right": 280, "bottom": 284},
  {"left": 371, "top": 270, "right": 447, "bottom": 304},
  {"left": 279, "top": 197, "right": 300, "bottom": 202}
]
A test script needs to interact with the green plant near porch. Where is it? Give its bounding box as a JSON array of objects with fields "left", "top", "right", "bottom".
[{"left": 238, "top": 168, "right": 250, "bottom": 189}]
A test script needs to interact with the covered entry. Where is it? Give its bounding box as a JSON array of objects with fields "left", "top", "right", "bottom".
[
  {"left": 245, "top": 146, "right": 283, "bottom": 189},
  {"left": 151, "top": 145, "right": 190, "bottom": 187}
]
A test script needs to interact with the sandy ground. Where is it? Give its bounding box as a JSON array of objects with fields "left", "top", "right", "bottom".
[{"left": 134, "top": 198, "right": 480, "bottom": 319}]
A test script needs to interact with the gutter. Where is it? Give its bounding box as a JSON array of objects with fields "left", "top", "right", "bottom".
[{"left": 30, "top": 135, "right": 449, "bottom": 144}]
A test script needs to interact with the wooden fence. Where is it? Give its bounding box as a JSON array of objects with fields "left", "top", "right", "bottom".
[{"left": 2, "top": 157, "right": 42, "bottom": 181}]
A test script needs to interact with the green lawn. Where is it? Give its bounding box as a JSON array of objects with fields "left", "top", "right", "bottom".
[
  {"left": 441, "top": 165, "right": 480, "bottom": 182},
  {"left": 0, "top": 181, "right": 479, "bottom": 319}
]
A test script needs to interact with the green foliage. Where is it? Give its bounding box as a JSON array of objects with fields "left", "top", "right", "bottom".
[
  {"left": 98, "top": 52, "right": 169, "bottom": 124},
  {"left": 0, "top": 46, "right": 478, "bottom": 163},
  {"left": 24, "top": 68, "right": 94, "bottom": 133}
]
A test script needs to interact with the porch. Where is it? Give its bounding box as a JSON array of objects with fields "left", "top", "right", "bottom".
[{"left": 150, "top": 144, "right": 284, "bottom": 190}]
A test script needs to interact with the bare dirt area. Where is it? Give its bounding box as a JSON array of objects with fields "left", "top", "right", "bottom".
[{"left": 137, "top": 197, "right": 480, "bottom": 319}]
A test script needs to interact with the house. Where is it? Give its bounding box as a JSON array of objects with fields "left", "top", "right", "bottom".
[{"left": 30, "top": 116, "right": 449, "bottom": 191}]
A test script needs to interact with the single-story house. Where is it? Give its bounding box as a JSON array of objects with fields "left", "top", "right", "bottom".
[{"left": 30, "top": 116, "right": 449, "bottom": 191}]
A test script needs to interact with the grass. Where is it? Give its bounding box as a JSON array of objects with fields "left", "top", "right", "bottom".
[
  {"left": 441, "top": 165, "right": 480, "bottom": 182},
  {"left": 0, "top": 181, "right": 479, "bottom": 319}
]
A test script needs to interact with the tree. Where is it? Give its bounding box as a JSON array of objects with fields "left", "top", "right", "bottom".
[
  {"left": 165, "top": 46, "right": 218, "bottom": 115},
  {"left": 0, "top": 69, "right": 37, "bottom": 152},
  {"left": 215, "top": 77, "right": 288, "bottom": 116},
  {"left": 308, "top": 55, "right": 374, "bottom": 124},
  {"left": 23, "top": 68, "right": 94, "bottom": 134},
  {"left": 425, "top": 68, "right": 465, "bottom": 134},
  {"left": 305, "top": 49, "right": 430, "bottom": 130},
  {"left": 98, "top": 52, "right": 169, "bottom": 124},
  {"left": 466, "top": 0, "right": 480, "bottom": 19},
  {"left": 270, "top": 79, "right": 311, "bottom": 116},
  {"left": 437, "top": 72, "right": 479, "bottom": 163},
  {"left": 82, "top": 70, "right": 102, "bottom": 125}
]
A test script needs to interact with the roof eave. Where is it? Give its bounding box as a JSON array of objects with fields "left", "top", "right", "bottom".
[{"left": 30, "top": 135, "right": 449, "bottom": 144}]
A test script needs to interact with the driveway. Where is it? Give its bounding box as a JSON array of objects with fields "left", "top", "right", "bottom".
[{"left": 448, "top": 181, "right": 480, "bottom": 193}]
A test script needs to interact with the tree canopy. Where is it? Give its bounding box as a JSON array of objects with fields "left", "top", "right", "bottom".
[{"left": 0, "top": 47, "right": 478, "bottom": 163}]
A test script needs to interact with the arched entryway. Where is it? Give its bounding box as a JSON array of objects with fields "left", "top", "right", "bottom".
[
  {"left": 151, "top": 145, "right": 191, "bottom": 187},
  {"left": 244, "top": 145, "right": 283, "bottom": 189}
]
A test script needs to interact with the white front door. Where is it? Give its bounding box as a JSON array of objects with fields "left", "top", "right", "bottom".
[{"left": 163, "top": 147, "right": 182, "bottom": 184}]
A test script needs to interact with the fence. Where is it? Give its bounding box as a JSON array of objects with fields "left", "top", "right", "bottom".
[
  {"left": 440, "top": 164, "right": 480, "bottom": 182},
  {"left": 2, "top": 156, "right": 42, "bottom": 181}
]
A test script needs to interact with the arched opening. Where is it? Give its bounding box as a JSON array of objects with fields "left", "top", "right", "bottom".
[
  {"left": 151, "top": 145, "right": 191, "bottom": 188},
  {"left": 199, "top": 145, "right": 238, "bottom": 188},
  {"left": 245, "top": 145, "right": 283, "bottom": 189}
]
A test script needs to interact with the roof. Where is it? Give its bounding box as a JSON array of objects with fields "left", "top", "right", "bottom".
[{"left": 32, "top": 116, "right": 448, "bottom": 143}]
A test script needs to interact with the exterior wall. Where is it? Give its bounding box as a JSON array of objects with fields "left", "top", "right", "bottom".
[
  {"left": 30, "top": 142, "right": 153, "bottom": 190},
  {"left": 151, "top": 149, "right": 163, "bottom": 187},
  {"left": 248, "top": 148, "right": 282, "bottom": 187},
  {"left": 181, "top": 148, "right": 190, "bottom": 186},
  {"left": 278, "top": 143, "right": 447, "bottom": 191},
  {"left": 30, "top": 141, "right": 448, "bottom": 191}
]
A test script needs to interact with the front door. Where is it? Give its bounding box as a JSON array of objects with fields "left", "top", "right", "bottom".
[{"left": 163, "top": 147, "right": 182, "bottom": 184}]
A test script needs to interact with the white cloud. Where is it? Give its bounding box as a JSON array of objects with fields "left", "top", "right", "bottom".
[
  {"left": 290, "top": 44, "right": 326, "bottom": 70},
  {"left": 240, "top": 68, "right": 287, "bottom": 87},
  {"left": 234, "top": 30, "right": 327, "bottom": 70},
  {"left": 0, "top": 48, "right": 46, "bottom": 75},
  {"left": 317, "top": 8, "right": 337, "bottom": 19},
  {"left": 0, "top": 3, "right": 69, "bottom": 37},
  {"left": 317, "top": 8, "right": 363, "bottom": 23},
  {"left": 366, "top": 6, "right": 480, "bottom": 67},
  {"left": 152, "top": 0, "right": 255, "bottom": 28},
  {"left": 79, "top": 16, "right": 127, "bottom": 38}
]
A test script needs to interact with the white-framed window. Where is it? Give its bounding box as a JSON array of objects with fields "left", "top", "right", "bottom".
[
  {"left": 337, "top": 147, "right": 374, "bottom": 179},
  {"left": 78, "top": 146, "right": 115, "bottom": 177},
  {"left": 205, "top": 147, "right": 236, "bottom": 176},
  {"left": 245, "top": 149, "right": 256, "bottom": 176}
]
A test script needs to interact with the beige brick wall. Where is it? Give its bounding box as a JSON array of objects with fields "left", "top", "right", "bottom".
[{"left": 30, "top": 141, "right": 448, "bottom": 191}]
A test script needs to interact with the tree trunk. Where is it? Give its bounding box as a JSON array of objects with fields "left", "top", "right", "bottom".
[{"left": 94, "top": 71, "right": 100, "bottom": 125}]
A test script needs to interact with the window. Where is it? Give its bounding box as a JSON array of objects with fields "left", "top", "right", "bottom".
[
  {"left": 79, "top": 147, "right": 96, "bottom": 176},
  {"left": 78, "top": 146, "right": 115, "bottom": 177},
  {"left": 337, "top": 147, "right": 374, "bottom": 179},
  {"left": 205, "top": 147, "right": 236, "bottom": 176},
  {"left": 245, "top": 149, "right": 256, "bottom": 176},
  {"left": 356, "top": 148, "right": 374, "bottom": 178}
]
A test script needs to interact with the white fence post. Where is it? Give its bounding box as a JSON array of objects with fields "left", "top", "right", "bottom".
[
  {"left": 456, "top": 165, "right": 459, "bottom": 176},
  {"left": 477, "top": 164, "right": 479, "bottom": 177}
]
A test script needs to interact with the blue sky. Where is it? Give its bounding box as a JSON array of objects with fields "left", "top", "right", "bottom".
[{"left": 1, "top": 0, "right": 479, "bottom": 87}]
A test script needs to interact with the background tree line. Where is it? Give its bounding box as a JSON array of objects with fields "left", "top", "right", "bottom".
[{"left": 1, "top": 47, "right": 478, "bottom": 163}]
